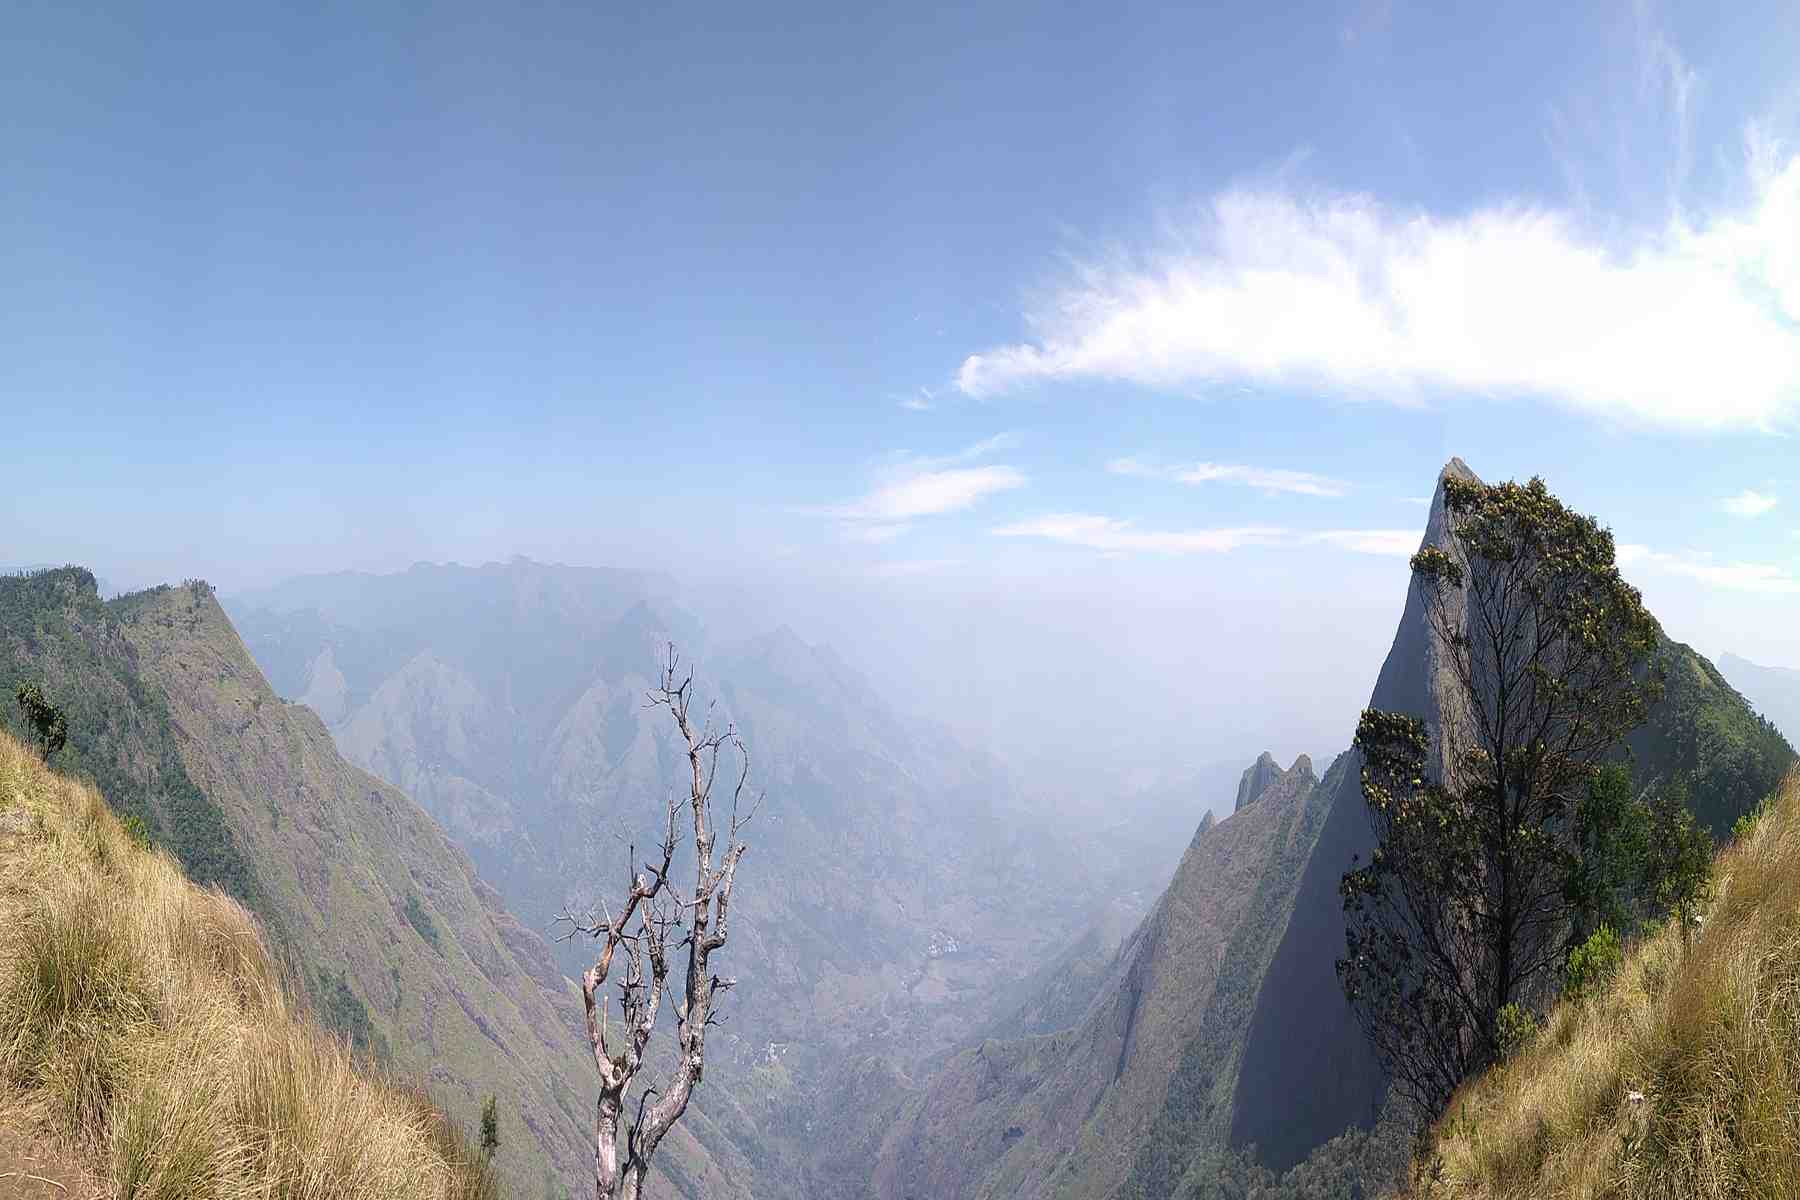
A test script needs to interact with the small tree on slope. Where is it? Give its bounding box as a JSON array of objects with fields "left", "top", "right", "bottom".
[
  {"left": 15, "top": 682, "right": 67, "bottom": 761},
  {"left": 557, "top": 646, "right": 758, "bottom": 1200},
  {"left": 1337, "top": 476, "right": 1663, "bottom": 1118}
]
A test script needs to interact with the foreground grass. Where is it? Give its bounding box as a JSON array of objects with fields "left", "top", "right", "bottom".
[
  {"left": 0, "top": 731, "right": 499, "bottom": 1200},
  {"left": 1412, "top": 768, "right": 1800, "bottom": 1200}
]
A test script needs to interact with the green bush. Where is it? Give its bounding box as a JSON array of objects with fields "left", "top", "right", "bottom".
[
  {"left": 403, "top": 892, "right": 442, "bottom": 954},
  {"left": 1495, "top": 1003, "right": 1538, "bottom": 1060},
  {"left": 1564, "top": 925, "right": 1622, "bottom": 1000}
]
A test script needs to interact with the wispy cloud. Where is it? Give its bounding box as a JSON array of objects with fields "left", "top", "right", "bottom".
[
  {"left": 1618, "top": 543, "right": 1800, "bottom": 593},
  {"left": 993, "top": 514, "right": 1285, "bottom": 555},
  {"left": 1107, "top": 457, "right": 1347, "bottom": 497},
  {"left": 1635, "top": 1, "right": 1698, "bottom": 205},
  {"left": 990, "top": 515, "right": 1417, "bottom": 557},
  {"left": 1309, "top": 529, "right": 1419, "bottom": 556},
  {"left": 867, "top": 558, "right": 962, "bottom": 578},
  {"left": 820, "top": 435, "right": 1025, "bottom": 540},
  {"left": 957, "top": 151, "right": 1800, "bottom": 431},
  {"left": 838, "top": 465, "right": 1024, "bottom": 522},
  {"left": 1721, "top": 489, "right": 1778, "bottom": 517}
]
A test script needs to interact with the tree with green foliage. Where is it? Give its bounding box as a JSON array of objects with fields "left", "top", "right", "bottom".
[
  {"left": 14, "top": 681, "right": 68, "bottom": 761},
  {"left": 1338, "top": 475, "right": 1664, "bottom": 1117},
  {"left": 480, "top": 1094, "right": 501, "bottom": 1159},
  {"left": 1565, "top": 764, "right": 1648, "bottom": 946},
  {"left": 1644, "top": 777, "right": 1713, "bottom": 949}
]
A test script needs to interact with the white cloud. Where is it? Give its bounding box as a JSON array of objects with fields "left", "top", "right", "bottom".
[
  {"left": 957, "top": 152, "right": 1800, "bottom": 431},
  {"left": 993, "top": 514, "right": 1285, "bottom": 555},
  {"left": 1310, "top": 529, "right": 1419, "bottom": 556},
  {"left": 1107, "top": 457, "right": 1347, "bottom": 497},
  {"left": 840, "top": 465, "right": 1024, "bottom": 522},
  {"left": 820, "top": 434, "right": 1026, "bottom": 540},
  {"left": 1720, "top": 489, "right": 1778, "bottom": 517},
  {"left": 1617, "top": 543, "right": 1800, "bottom": 593}
]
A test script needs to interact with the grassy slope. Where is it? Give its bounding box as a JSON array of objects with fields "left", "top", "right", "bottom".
[
  {"left": 1413, "top": 767, "right": 1800, "bottom": 1200},
  {"left": 1, "top": 571, "right": 756, "bottom": 1200},
  {"left": 0, "top": 730, "right": 498, "bottom": 1199}
]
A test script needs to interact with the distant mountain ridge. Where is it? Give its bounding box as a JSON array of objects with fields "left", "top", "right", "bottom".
[{"left": 1718, "top": 651, "right": 1800, "bottom": 750}]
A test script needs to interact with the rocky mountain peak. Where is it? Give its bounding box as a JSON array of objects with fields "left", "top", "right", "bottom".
[{"left": 1234, "top": 750, "right": 1317, "bottom": 812}]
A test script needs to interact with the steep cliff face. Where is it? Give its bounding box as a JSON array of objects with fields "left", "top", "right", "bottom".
[
  {"left": 872, "top": 751, "right": 1334, "bottom": 1200},
  {"left": 1233, "top": 752, "right": 1283, "bottom": 812}
]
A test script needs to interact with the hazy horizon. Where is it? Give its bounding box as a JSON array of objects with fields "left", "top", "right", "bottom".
[{"left": 10, "top": 2, "right": 1800, "bottom": 796}]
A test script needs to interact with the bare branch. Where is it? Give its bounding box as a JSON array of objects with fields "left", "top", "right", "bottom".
[{"left": 572, "top": 644, "right": 756, "bottom": 1199}]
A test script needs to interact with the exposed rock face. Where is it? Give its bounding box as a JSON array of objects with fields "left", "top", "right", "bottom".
[
  {"left": 1227, "top": 457, "right": 1476, "bottom": 1170},
  {"left": 872, "top": 750, "right": 1334, "bottom": 1200},
  {"left": 1234, "top": 752, "right": 1280, "bottom": 811},
  {"left": 1236, "top": 751, "right": 1314, "bottom": 812}
]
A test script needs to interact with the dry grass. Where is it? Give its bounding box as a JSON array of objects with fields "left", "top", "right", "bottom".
[
  {"left": 0, "top": 732, "right": 500, "bottom": 1200},
  {"left": 1412, "top": 768, "right": 1800, "bottom": 1200}
]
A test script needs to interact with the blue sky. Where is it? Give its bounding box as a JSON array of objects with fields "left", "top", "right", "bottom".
[{"left": 6, "top": 1, "right": 1800, "bottom": 771}]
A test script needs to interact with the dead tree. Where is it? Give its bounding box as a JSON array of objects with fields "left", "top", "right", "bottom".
[{"left": 556, "top": 646, "right": 758, "bottom": 1200}]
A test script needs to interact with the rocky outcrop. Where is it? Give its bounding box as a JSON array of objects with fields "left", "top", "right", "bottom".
[{"left": 1236, "top": 751, "right": 1315, "bottom": 812}]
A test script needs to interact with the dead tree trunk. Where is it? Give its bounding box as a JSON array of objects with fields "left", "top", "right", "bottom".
[{"left": 557, "top": 646, "right": 757, "bottom": 1200}]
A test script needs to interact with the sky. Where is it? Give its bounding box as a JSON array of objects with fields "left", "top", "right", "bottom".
[{"left": 6, "top": 1, "right": 1800, "bottom": 778}]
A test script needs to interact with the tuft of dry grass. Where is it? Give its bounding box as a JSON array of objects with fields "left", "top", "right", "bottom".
[
  {"left": 1412, "top": 768, "right": 1800, "bottom": 1200},
  {"left": 0, "top": 731, "right": 500, "bottom": 1200}
]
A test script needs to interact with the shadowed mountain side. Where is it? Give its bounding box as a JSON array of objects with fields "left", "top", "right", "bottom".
[
  {"left": 1226, "top": 460, "right": 1474, "bottom": 1171},
  {"left": 872, "top": 752, "right": 1331, "bottom": 1200}
]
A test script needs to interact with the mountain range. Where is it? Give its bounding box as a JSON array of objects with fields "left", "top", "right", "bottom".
[{"left": 6, "top": 457, "right": 1791, "bottom": 1199}]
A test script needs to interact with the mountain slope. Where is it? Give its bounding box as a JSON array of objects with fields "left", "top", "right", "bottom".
[
  {"left": 0, "top": 569, "right": 757, "bottom": 1199},
  {"left": 871, "top": 751, "right": 1335, "bottom": 1200}
]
